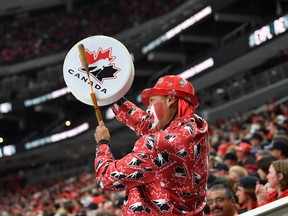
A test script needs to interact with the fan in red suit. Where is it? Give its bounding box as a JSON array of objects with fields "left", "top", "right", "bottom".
[{"left": 94, "top": 75, "right": 209, "bottom": 215}]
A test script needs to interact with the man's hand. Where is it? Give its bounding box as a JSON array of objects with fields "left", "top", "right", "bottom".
[{"left": 94, "top": 121, "right": 111, "bottom": 143}]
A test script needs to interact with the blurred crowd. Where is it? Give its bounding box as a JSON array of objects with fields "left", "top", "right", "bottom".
[
  {"left": 0, "top": 0, "right": 185, "bottom": 66},
  {"left": 1, "top": 0, "right": 288, "bottom": 215},
  {"left": 0, "top": 97, "right": 287, "bottom": 216},
  {"left": 205, "top": 98, "right": 288, "bottom": 215}
]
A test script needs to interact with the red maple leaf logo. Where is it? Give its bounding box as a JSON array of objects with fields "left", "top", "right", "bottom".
[
  {"left": 84, "top": 48, "right": 114, "bottom": 65},
  {"left": 78, "top": 47, "right": 120, "bottom": 83}
]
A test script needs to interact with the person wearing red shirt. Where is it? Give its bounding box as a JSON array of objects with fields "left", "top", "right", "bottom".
[
  {"left": 256, "top": 160, "right": 288, "bottom": 207},
  {"left": 236, "top": 142, "right": 258, "bottom": 174},
  {"left": 217, "top": 137, "right": 233, "bottom": 160},
  {"left": 94, "top": 75, "right": 209, "bottom": 215}
]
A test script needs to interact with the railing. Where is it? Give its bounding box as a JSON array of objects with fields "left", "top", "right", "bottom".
[{"left": 240, "top": 197, "right": 288, "bottom": 216}]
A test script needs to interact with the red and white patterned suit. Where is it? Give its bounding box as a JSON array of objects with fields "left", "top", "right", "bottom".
[{"left": 94, "top": 100, "right": 209, "bottom": 215}]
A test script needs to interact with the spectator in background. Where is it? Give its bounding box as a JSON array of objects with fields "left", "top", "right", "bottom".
[
  {"left": 236, "top": 142, "right": 257, "bottom": 174},
  {"left": 257, "top": 127, "right": 271, "bottom": 145},
  {"left": 266, "top": 140, "right": 288, "bottom": 160},
  {"left": 209, "top": 162, "right": 229, "bottom": 178},
  {"left": 86, "top": 202, "right": 99, "bottom": 216},
  {"left": 90, "top": 188, "right": 105, "bottom": 206},
  {"left": 223, "top": 152, "right": 238, "bottom": 168},
  {"left": 236, "top": 176, "right": 259, "bottom": 214},
  {"left": 210, "top": 144, "right": 220, "bottom": 155},
  {"left": 256, "top": 160, "right": 288, "bottom": 207},
  {"left": 266, "top": 121, "right": 280, "bottom": 140},
  {"left": 112, "top": 196, "right": 124, "bottom": 216},
  {"left": 208, "top": 154, "right": 221, "bottom": 185},
  {"left": 249, "top": 115, "right": 264, "bottom": 136},
  {"left": 217, "top": 136, "right": 233, "bottom": 159},
  {"left": 54, "top": 200, "right": 74, "bottom": 216},
  {"left": 228, "top": 165, "right": 247, "bottom": 192},
  {"left": 249, "top": 133, "right": 263, "bottom": 155},
  {"left": 256, "top": 155, "right": 277, "bottom": 191},
  {"left": 255, "top": 150, "right": 271, "bottom": 160},
  {"left": 206, "top": 184, "right": 238, "bottom": 216},
  {"left": 208, "top": 162, "right": 230, "bottom": 186},
  {"left": 36, "top": 199, "right": 55, "bottom": 216},
  {"left": 279, "top": 104, "right": 288, "bottom": 118},
  {"left": 97, "top": 199, "right": 115, "bottom": 215},
  {"left": 208, "top": 153, "right": 222, "bottom": 170},
  {"left": 73, "top": 198, "right": 87, "bottom": 216}
]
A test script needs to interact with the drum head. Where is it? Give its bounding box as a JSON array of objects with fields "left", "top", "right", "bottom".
[{"left": 63, "top": 35, "right": 134, "bottom": 106}]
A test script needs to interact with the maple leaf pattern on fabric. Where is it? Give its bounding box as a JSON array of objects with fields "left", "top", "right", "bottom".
[{"left": 95, "top": 101, "right": 209, "bottom": 215}]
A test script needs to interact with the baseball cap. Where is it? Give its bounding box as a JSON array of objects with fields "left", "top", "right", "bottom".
[
  {"left": 238, "top": 176, "right": 259, "bottom": 189},
  {"left": 236, "top": 142, "right": 252, "bottom": 154},
  {"left": 250, "top": 133, "right": 263, "bottom": 142},
  {"left": 260, "top": 141, "right": 270, "bottom": 150},
  {"left": 223, "top": 152, "right": 238, "bottom": 161},
  {"left": 266, "top": 140, "right": 288, "bottom": 156},
  {"left": 256, "top": 149, "right": 271, "bottom": 158},
  {"left": 209, "top": 162, "right": 229, "bottom": 172}
]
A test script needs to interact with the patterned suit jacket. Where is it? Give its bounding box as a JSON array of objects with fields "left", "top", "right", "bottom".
[{"left": 94, "top": 100, "right": 209, "bottom": 215}]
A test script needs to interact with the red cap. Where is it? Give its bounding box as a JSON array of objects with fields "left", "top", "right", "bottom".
[
  {"left": 218, "top": 145, "right": 228, "bottom": 155},
  {"left": 92, "top": 195, "right": 105, "bottom": 203},
  {"left": 236, "top": 142, "right": 252, "bottom": 154},
  {"left": 140, "top": 75, "right": 199, "bottom": 107}
]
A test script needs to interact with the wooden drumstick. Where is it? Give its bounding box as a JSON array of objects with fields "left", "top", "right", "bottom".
[{"left": 78, "top": 43, "right": 103, "bottom": 123}]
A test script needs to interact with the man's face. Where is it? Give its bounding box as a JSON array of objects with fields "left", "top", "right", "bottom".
[
  {"left": 206, "top": 189, "right": 236, "bottom": 216},
  {"left": 147, "top": 95, "right": 175, "bottom": 131}
]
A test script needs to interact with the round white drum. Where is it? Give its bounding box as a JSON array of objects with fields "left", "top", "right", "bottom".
[{"left": 63, "top": 35, "right": 134, "bottom": 106}]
